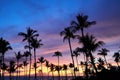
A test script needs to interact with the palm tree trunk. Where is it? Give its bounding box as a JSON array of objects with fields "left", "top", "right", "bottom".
[
  {"left": 41, "top": 63, "right": 43, "bottom": 80},
  {"left": 10, "top": 72, "right": 12, "bottom": 80},
  {"left": 85, "top": 55, "right": 89, "bottom": 79},
  {"left": 28, "top": 42, "right": 31, "bottom": 80},
  {"left": 17, "top": 60, "right": 18, "bottom": 80},
  {"left": 81, "top": 28, "right": 84, "bottom": 37},
  {"left": 34, "top": 48, "right": 37, "bottom": 79},
  {"left": 58, "top": 56, "right": 60, "bottom": 80},
  {"left": 116, "top": 62, "right": 120, "bottom": 68},
  {"left": 68, "top": 38, "right": 76, "bottom": 78},
  {"left": 89, "top": 52, "right": 98, "bottom": 74},
  {"left": 2, "top": 54, "right": 5, "bottom": 80},
  {"left": 65, "top": 70, "right": 67, "bottom": 80},
  {"left": 25, "top": 57, "right": 28, "bottom": 79},
  {"left": 104, "top": 56, "right": 108, "bottom": 68},
  {"left": 52, "top": 71, "right": 54, "bottom": 80}
]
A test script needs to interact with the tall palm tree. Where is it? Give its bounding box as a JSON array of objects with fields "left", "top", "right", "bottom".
[
  {"left": 18, "top": 27, "right": 39, "bottom": 80},
  {"left": 15, "top": 51, "right": 22, "bottom": 80},
  {"left": 63, "top": 64, "right": 68, "bottom": 80},
  {"left": 0, "top": 37, "right": 12, "bottom": 80},
  {"left": 71, "top": 14, "right": 96, "bottom": 37},
  {"left": 113, "top": 52, "right": 120, "bottom": 68},
  {"left": 30, "top": 38, "right": 43, "bottom": 79},
  {"left": 38, "top": 57, "right": 45, "bottom": 80},
  {"left": 52, "top": 51, "right": 62, "bottom": 80},
  {"left": 79, "top": 34, "right": 104, "bottom": 73},
  {"left": 98, "top": 48, "right": 109, "bottom": 67},
  {"left": 60, "top": 27, "right": 76, "bottom": 78}
]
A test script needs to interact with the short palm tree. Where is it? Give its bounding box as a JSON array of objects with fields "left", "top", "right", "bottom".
[
  {"left": 63, "top": 64, "right": 68, "bottom": 80},
  {"left": 79, "top": 34, "right": 104, "bottom": 73},
  {"left": 30, "top": 38, "right": 43, "bottom": 79},
  {"left": 69, "top": 63, "right": 74, "bottom": 77},
  {"left": 8, "top": 60, "right": 16, "bottom": 80},
  {"left": 23, "top": 61, "right": 28, "bottom": 77},
  {"left": 50, "top": 63, "right": 55, "bottom": 80},
  {"left": 15, "top": 51, "right": 22, "bottom": 80},
  {"left": 0, "top": 37, "right": 12, "bottom": 80},
  {"left": 53, "top": 51, "right": 62, "bottom": 80},
  {"left": 45, "top": 60, "right": 50, "bottom": 78},
  {"left": 98, "top": 48, "right": 109, "bottom": 67},
  {"left": 23, "top": 51, "right": 31, "bottom": 78},
  {"left": 60, "top": 27, "right": 76, "bottom": 78},
  {"left": 18, "top": 27, "right": 39, "bottom": 80},
  {"left": 38, "top": 57, "right": 45, "bottom": 80},
  {"left": 113, "top": 52, "right": 120, "bottom": 68},
  {"left": 73, "top": 48, "right": 80, "bottom": 68}
]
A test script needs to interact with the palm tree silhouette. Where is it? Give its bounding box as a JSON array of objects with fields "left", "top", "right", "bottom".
[
  {"left": 73, "top": 48, "right": 80, "bottom": 69},
  {"left": 79, "top": 34, "right": 104, "bottom": 74},
  {"left": 23, "top": 61, "right": 28, "bottom": 78},
  {"left": 98, "top": 48, "right": 109, "bottom": 68},
  {"left": 97, "top": 57, "right": 105, "bottom": 71},
  {"left": 69, "top": 63, "right": 75, "bottom": 76},
  {"left": 113, "top": 52, "right": 120, "bottom": 68},
  {"left": 63, "top": 64, "right": 68, "bottom": 80},
  {"left": 18, "top": 27, "right": 39, "bottom": 80},
  {"left": 38, "top": 56, "right": 45, "bottom": 80},
  {"left": 60, "top": 27, "right": 76, "bottom": 78},
  {"left": 8, "top": 60, "right": 16, "bottom": 80},
  {"left": 53, "top": 51, "right": 62, "bottom": 80},
  {"left": 30, "top": 38, "right": 43, "bottom": 79},
  {"left": 15, "top": 51, "right": 22, "bottom": 80},
  {"left": 0, "top": 37, "right": 12, "bottom": 80},
  {"left": 1, "top": 63, "right": 8, "bottom": 80},
  {"left": 50, "top": 63, "right": 55, "bottom": 80},
  {"left": 71, "top": 14, "right": 96, "bottom": 37},
  {"left": 23, "top": 51, "right": 31, "bottom": 78},
  {"left": 45, "top": 60, "right": 50, "bottom": 79}
]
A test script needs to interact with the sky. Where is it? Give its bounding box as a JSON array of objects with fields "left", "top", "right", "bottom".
[{"left": 0, "top": 0, "right": 120, "bottom": 70}]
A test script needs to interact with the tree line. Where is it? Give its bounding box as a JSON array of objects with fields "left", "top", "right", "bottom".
[{"left": 0, "top": 13, "right": 120, "bottom": 80}]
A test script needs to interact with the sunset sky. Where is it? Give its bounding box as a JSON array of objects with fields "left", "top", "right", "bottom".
[{"left": 0, "top": 0, "right": 120, "bottom": 69}]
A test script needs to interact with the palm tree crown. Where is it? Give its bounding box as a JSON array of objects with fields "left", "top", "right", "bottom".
[{"left": 71, "top": 14, "right": 96, "bottom": 36}]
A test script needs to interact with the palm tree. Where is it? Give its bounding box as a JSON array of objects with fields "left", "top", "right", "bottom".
[
  {"left": 18, "top": 27, "right": 39, "bottom": 80},
  {"left": 0, "top": 37, "right": 12, "bottom": 80},
  {"left": 23, "top": 51, "right": 31, "bottom": 78},
  {"left": 38, "top": 57, "right": 45, "bottom": 80},
  {"left": 23, "top": 61, "right": 28, "bottom": 78},
  {"left": 1, "top": 63, "right": 8, "bottom": 80},
  {"left": 60, "top": 27, "right": 76, "bottom": 78},
  {"left": 113, "top": 52, "right": 120, "bottom": 68},
  {"left": 69, "top": 63, "right": 74, "bottom": 77},
  {"left": 79, "top": 34, "right": 104, "bottom": 74},
  {"left": 63, "top": 64, "right": 68, "bottom": 80},
  {"left": 8, "top": 60, "right": 16, "bottom": 80},
  {"left": 30, "top": 38, "right": 43, "bottom": 79},
  {"left": 15, "top": 51, "right": 22, "bottom": 80},
  {"left": 98, "top": 48, "right": 109, "bottom": 68},
  {"left": 50, "top": 63, "right": 55, "bottom": 80},
  {"left": 71, "top": 14, "right": 96, "bottom": 37},
  {"left": 45, "top": 60, "right": 50, "bottom": 78},
  {"left": 73, "top": 48, "right": 80, "bottom": 69},
  {"left": 52, "top": 51, "right": 62, "bottom": 80}
]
